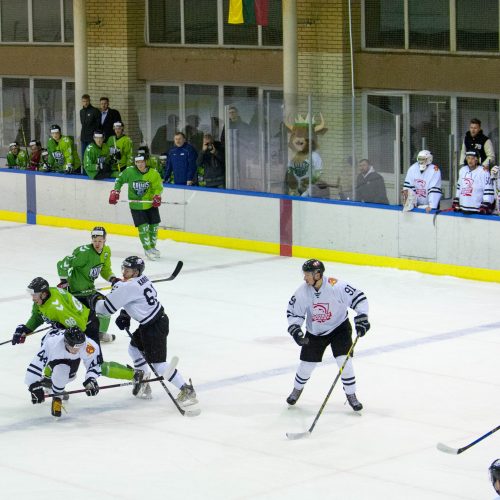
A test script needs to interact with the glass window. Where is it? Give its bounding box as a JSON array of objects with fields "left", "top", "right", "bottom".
[
  {"left": 1, "top": 78, "right": 30, "bottom": 147},
  {"left": 184, "top": 85, "right": 219, "bottom": 149},
  {"left": 456, "top": 0, "right": 499, "bottom": 52},
  {"left": 33, "top": 0, "right": 61, "bottom": 42},
  {"left": 365, "top": 0, "right": 404, "bottom": 48},
  {"left": 65, "top": 81, "right": 75, "bottom": 140},
  {"left": 148, "top": 0, "right": 181, "bottom": 44},
  {"left": 409, "top": 0, "right": 449, "bottom": 50},
  {"left": 223, "top": 0, "right": 258, "bottom": 46},
  {"left": 1, "top": 0, "right": 28, "bottom": 42},
  {"left": 150, "top": 86, "right": 180, "bottom": 154},
  {"left": 184, "top": 0, "right": 218, "bottom": 44},
  {"left": 34, "top": 79, "right": 63, "bottom": 143},
  {"left": 262, "top": 0, "right": 283, "bottom": 46},
  {"left": 63, "top": 0, "right": 74, "bottom": 42}
]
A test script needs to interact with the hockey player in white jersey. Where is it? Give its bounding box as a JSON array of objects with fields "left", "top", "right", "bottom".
[
  {"left": 94, "top": 256, "right": 197, "bottom": 405},
  {"left": 25, "top": 326, "right": 101, "bottom": 418},
  {"left": 453, "top": 150, "right": 495, "bottom": 214},
  {"left": 402, "top": 150, "right": 442, "bottom": 212},
  {"left": 286, "top": 259, "right": 370, "bottom": 411}
]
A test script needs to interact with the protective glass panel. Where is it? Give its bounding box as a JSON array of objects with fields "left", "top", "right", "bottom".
[
  {"left": 1, "top": 78, "right": 30, "bottom": 148},
  {"left": 34, "top": 79, "right": 63, "bottom": 144},
  {"left": 65, "top": 81, "right": 75, "bottom": 139},
  {"left": 150, "top": 85, "right": 180, "bottom": 154},
  {"left": 33, "top": 0, "right": 61, "bottom": 42}
]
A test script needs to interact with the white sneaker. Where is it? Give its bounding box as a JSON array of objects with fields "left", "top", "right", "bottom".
[{"left": 99, "top": 332, "right": 116, "bottom": 342}]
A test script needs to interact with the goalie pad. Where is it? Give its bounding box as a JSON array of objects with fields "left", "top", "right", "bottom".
[{"left": 402, "top": 189, "right": 417, "bottom": 212}]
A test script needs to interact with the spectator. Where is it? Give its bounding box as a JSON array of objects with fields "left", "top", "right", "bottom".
[
  {"left": 355, "top": 159, "right": 389, "bottom": 204},
  {"left": 106, "top": 121, "right": 133, "bottom": 178},
  {"left": 79, "top": 94, "right": 101, "bottom": 160},
  {"left": 6, "top": 142, "right": 28, "bottom": 169},
  {"left": 453, "top": 150, "right": 494, "bottom": 214},
  {"left": 164, "top": 132, "right": 197, "bottom": 185},
  {"left": 100, "top": 97, "right": 122, "bottom": 141},
  {"left": 184, "top": 114, "right": 204, "bottom": 152},
  {"left": 84, "top": 131, "right": 111, "bottom": 180},
  {"left": 220, "top": 106, "right": 250, "bottom": 146},
  {"left": 459, "top": 118, "right": 496, "bottom": 167},
  {"left": 402, "top": 150, "right": 442, "bottom": 213},
  {"left": 27, "top": 140, "right": 48, "bottom": 171},
  {"left": 47, "top": 124, "right": 81, "bottom": 174},
  {"left": 151, "top": 114, "right": 179, "bottom": 154},
  {"left": 196, "top": 133, "right": 225, "bottom": 188}
]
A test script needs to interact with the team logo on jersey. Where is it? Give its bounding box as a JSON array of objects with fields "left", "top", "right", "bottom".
[
  {"left": 312, "top": 303, "right": 332, "bottom": 323},
  {"left": 132, "top": 181, "right": 151, "bottom": 197},
  {"left": 415, "top": 179, "right": 427, "bottom": 198},
  {"left": 328, "top": 277, "right": 337, "bottom": 286},
  {"left": 461, "top": 177, "right": 473, "bottom": 197},
  {"left": 86, "top": 343, "right": 95, "bottom": 355},
  {"left": 89, "top": 264, "right": 103, "bottom": 280}
]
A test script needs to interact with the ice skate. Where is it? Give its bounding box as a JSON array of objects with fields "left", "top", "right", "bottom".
[
  {"left": 145, "top": 249, "right": 157, "bottom": 261},
  {"left": 176, "top": 379, "right": 198, "bottom": 406},
  {"left": 150, "top": 248, "right": 161, "bottom": 258},
  {"left": 286, "top": 387, "right": 303, "bottom": 406},
  {"left": 51, "top": 397, "right": 62, "bottom": 418},
  {"left": 346, "top": 393, "right": 363, "bottom": 411},
  {"left": 132, "top": 369, "right": 151, "bottom": 398},
  {"left": 99, "top": 332, "right": 116, "bottom": 342}
]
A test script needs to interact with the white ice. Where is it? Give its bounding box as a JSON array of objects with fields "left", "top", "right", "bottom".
[{"left": 0, "top": 221, "right": 499, "bottom": 500}]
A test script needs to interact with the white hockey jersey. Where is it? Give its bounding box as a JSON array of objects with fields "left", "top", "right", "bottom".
[
  {"left": 403, "top": 163, "right": 442, "bottom": 209},
  {"left": 287, "top": 276, "right": 369, "bottom": 336},
  {"left": 25, "top": 332, "right": 101, "bottom": 394},
  {"left": 96, "top": 274, "right": 162, "bottom": 325},
  {"left": 455, "top": 165, "right": 494, "bottom": 213}
]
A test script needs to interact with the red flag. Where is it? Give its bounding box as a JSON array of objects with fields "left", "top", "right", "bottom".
[{"left": 254, "top": 0, "right": 269, "bottom": 26}]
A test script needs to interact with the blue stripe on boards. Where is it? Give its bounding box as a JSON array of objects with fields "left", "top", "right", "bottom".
[{"left": 26, "top": 173, "right": 36, "bottom": 224}]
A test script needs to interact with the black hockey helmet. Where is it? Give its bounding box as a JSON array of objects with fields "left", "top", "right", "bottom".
[
  {"left": 490, "top": 459, "right": 500, "bottom": 494},
  {"left": 50, "top": 124, "right": 61, "bottom": 133},
  {"left": 27, "top": 277, "right": 49, "bottom": 294},
  {"left": 91, "top": 226, "right": 107, "bottom": 239},
  {"left": 302, "top": 259, "right": 325, "bottom": 276},
  {"left": 137, "top": 145, "right": 150, "bottom": 160},
  {"left": 122, "top": 256, "right": 145, "bottom": 276},
  {"left": 64, "top": 326, "right": 86, "bottom": 348}
]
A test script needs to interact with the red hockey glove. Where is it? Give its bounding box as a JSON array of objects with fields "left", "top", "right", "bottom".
[
  {"left": 109, "top": 190, "right": 120, "bottom": 205},
  {"left": 152, "top": 195, "right": 162, "bottom": 208},
  {"left": 479, "top": 202, "right": 492, "bottom": 215}
]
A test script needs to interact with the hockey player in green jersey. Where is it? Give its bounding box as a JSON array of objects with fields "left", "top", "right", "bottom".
[
  {"left": 107, "top": 121, "right": 133, "bottom": 178},
  {"left": 127, "top": 145, "right": 165, "bottom": 178},
  {"left": 57, "top": 226, "right": 120, "bottom": 342},
  {"left": 47, "top": 124, "right": 81, "bottom": 174},
  {"left": 6, "top": 142, "right": 29, "bottom": 169},
  {"left": 109, "top": 152, "right": 164, "bottom": 261},
  {"left": 83, "top": 131, "right": 111, "bottom": 179}
]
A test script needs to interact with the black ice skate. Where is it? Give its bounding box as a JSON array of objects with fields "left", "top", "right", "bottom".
[
  {"left": 286, "top": 387, "right": 303, "bottom": 406},
  {"left": 346, "top": 393, "right": 363, "bottom": 411}
]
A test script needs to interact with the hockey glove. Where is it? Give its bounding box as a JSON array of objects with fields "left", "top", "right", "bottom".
[
  {"left": 152, "top": 195, "right": 162, "bottom": 208},
  {"left": 109, "top": 189, "right": 120, "bottom": 205},
  {"left": 97, "top": 156, "right": 106, "bottom": 171},
  {"left": 83, "top": 377, "right": 99, "bottom": 397},
  {"left": 115, "top": 309, "right": 131, "bottom": 331},
  {"left": 354, "top": 314, "right": 370, "bottom": 337},
  {"left": 57, "top": 279, "right": 69, "bottom": 289},
  {"left": 490, "top": 165, "right": 499, "bottom": 179},
  {"left": 64, "top": 163, "right": 73, "bottom": 174},
  {"left": 452, "top": 198, "right": 460, "bottom": 212},
  {"left": 12, "top": 324, "right": 30, "bottom": 345},
  {"left": 89, "top": 292, "right": 105, "bottom": 311},
  {"left": 28, "top": 381, "right": 45, "bottom": 404},
  {"left": 109, "top": 276, "right": 121, "bottom": 286},
  {"left": 479, "top": 202, "right": 493, "bottom": 215},
  {"left": 288, "top": 324, "right": 309, "bottom": 346}
]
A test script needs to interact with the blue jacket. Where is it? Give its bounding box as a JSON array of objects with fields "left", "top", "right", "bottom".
[{"left": 164, "top": 143, "right": 197, "bottom": 185}]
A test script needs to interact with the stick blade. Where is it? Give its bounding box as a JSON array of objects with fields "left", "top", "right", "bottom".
[
  {"left": 286, "top": 431, "right": 311, "bottom": 440},
  {"left": 436, "top": 442, "right": 460, "bottom": 454},
  {"left": 166, "top": 261, "right": 183, "bottom": 281}
]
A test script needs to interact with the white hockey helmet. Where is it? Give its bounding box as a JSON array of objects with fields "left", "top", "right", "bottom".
[{"left": 417, "top": 150, "right": 433, "bottom": 171}]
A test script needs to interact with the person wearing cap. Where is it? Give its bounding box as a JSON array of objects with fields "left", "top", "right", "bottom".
[
  {"left": 106, "top": 121, "right": 133, "bottom": 177},
  {"left": 6, "top": 141, "right": 29, "bottom": 169},
  {"left": 99, "top": 97, "right": 122, "bottom": 140},
  {"left": 109, "top": 152, "right": 164, "bottom": 261},
  {"left": 46, "top": 124, "right": 81, "bottom": 174},
  {"left": 83, "top": 130, "right": 111, "bottom": 180},
  {"left": 453, "top": 150, "right": 495, "bottom": 214},
  {"left": 56, "top": 226, "right": 120, "bottom": 342}
]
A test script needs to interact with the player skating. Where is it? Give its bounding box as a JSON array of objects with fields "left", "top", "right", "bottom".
[
  {"left": 93, "top": 256, "right": 197, "bottom": 405},
  {"left": 57, "top": 226, "right": 120, "bottom": 342},
  {"left": 286, "top": 259, "right": 370, "bottom": 410},
  {"left": 108, "top": 153, "right": 163, "bottom": 261}
]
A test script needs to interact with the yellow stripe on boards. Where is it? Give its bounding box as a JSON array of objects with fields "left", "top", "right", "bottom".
[{"left": 0, "top": 210, "right": 26, "bottom": 223}]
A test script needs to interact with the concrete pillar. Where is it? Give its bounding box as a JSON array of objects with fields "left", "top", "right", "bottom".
[
  {"left": 282, "top": 0, "right": 297, "bottom": 117},
  {"left": 73, "top": 0, "right": 87, "bottom": 144}
]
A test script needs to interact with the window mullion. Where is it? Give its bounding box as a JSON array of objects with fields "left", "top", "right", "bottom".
[
  {"left": 449, "top": 0, "right": 456, "bottom": 52},
  {"left": 28, "top": 0, "right": 33, "bottom": 42},
  {"left": 404, "top": 0, "right": 409, "bottom": 49},
  {"left": 180, "top": 0, "right": 185, "bottom": 44}
]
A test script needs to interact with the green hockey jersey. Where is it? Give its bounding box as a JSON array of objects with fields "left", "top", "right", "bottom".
[
  {"left": 107, "top": 134, "right": 133, "bottom": 178},
  {"left": 47, "top": 135, "right": 81, "bottom": 173},
  {"left": 6, "top": 150, "right": 29, "bottom": 169},
  {"left": 83, "top": 142, "right": 111, "bottom": 180},
  {"left": 113, "top": 166, "right": 163, "bottom": 211}
]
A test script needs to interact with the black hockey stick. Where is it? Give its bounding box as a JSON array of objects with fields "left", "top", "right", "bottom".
[
  {"left": 437, "top": 424, "right": 500, "bottom": 455},
  {"left": 286, "top": 335, "right": 360, "bottom": 440},
  {"left": 119, "top": 200, "right": 188, "bottom": 206},
  {"left": 1, "top": 325, "right": 53, "bottom": 347},
  {"left": 125, "top": 327, "right": 200, "bottom": 417}
]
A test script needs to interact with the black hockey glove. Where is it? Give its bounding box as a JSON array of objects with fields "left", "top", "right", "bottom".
[
  {"left": 57, "top": 279, "right": 69, "bottom": 289},
  {"left": 115, "top": 309, "right": 131, "bottom": 331},
  {"left": 109, "top": 276, "right": 121, "bottom": 286},
  {"left": 12, "top": 324, "right": 31, "bottom": 345},
  {"left": 354, "top": 314, "right": 370, "bottom": 337},
  {"left": 28, "top": 381, "right": 45, "bottom": 404},
  {"left": 83, "top": 378, "right": 99, "bottom": 397},
  {"left": 89, "top": 292, "right": 105, "bottom": 311},
  {"left": 288, "top": 324, "right": 309, "bottom": 346}
]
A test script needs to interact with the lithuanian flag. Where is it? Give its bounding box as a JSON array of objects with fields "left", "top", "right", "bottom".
[{"left": 228, "top": 0, "right": 269, "bottom": 26}]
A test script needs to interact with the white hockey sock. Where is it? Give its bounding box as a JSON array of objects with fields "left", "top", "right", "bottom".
[
  {"left": 169, "top": 371, "right": 186, "bottom": 390},
  {"left": 128, "top": 344, "right": 150, "bottom": 377},
  {"left": 293, "top": 361, "right": 316, "bottom": 390},
  {"left": 336, "top": 355, "right": 356, "bottom": 395}
]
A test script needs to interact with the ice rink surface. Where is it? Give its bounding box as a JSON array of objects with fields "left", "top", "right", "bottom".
[{"left": 0, "top": 221, "right": 499, "bottom": 499}]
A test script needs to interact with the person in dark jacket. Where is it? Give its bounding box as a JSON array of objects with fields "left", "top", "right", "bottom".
[
  {"left": 459, "top": 118, "right": 495, "bottom": 167},
  {"left": 196, "top": 134, "right": 225, "bottom": 188},
  {"left": 163, "top": 132, "right": 197, "bottom": 185},
  {"left": 99, "top": 97, "right": 122, "bottom": 140},
  {"left": 79, "top": 94, "right": 101, "bottom": 160},
  {"left": 355, "top": 159, "right": 389, "bottom": 204}
]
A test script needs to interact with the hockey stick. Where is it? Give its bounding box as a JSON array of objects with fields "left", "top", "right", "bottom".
[
  {"left": 286, "top": 335, "right": 360, "bottom": 440},
  {"left": 0, "top": 325, "right": 53, "bottom": 347},
  {"left": 125, "top": 327, "right": 200, "bottom": 417},
  {"left": 437, "top": 424, "right": 500, "bottom": 455},
  {"left": 119, "top": 200, "right": 188, "bottom": 206}
]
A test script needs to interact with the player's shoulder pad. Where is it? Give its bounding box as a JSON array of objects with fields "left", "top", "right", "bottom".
[{"left": 328, "top": 277, "right": 338, "bottom": 286}]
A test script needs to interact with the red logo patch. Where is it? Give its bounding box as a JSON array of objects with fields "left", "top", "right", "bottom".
[{"left": 86, "top": 343, "right": 95, "bottom": 355}]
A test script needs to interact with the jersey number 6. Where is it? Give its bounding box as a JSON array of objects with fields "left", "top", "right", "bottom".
[{"left": 143, "top": 287, "right": 157, "bottom": 306}]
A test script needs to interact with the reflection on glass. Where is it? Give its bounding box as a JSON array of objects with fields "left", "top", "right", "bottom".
[
  {"left": 1, "top": 0, "right": 28, "bottom": 42},
  {"left": 33, "top": 0, "right": 61, "bottom": 42}
]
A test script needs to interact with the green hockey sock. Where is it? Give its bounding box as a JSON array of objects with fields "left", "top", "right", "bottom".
[
  {"left": 98, "top": 314, "right": 111, "bottom": 333},
  {"left": 149, "top": 223, "right": 159, "bottom": 248},
  {"left": 43, "top": 366, "right": 52, "bottom": 377},
  {"left": 138, "top": 223, "right": 152, "bottom": 250},
  {"left": 101, "top": 361, "right": 135, "bottom": 380}
]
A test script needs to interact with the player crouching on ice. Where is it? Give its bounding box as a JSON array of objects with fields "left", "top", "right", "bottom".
[
  {"left": 92, "top": 256, "right": 197, "bottom": 405},
  {"left": 286, "top": 259, "right": 370, "bottom": 411},
  {"left": 25, "top": 327, "right": 101, "bottom": 418}
]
